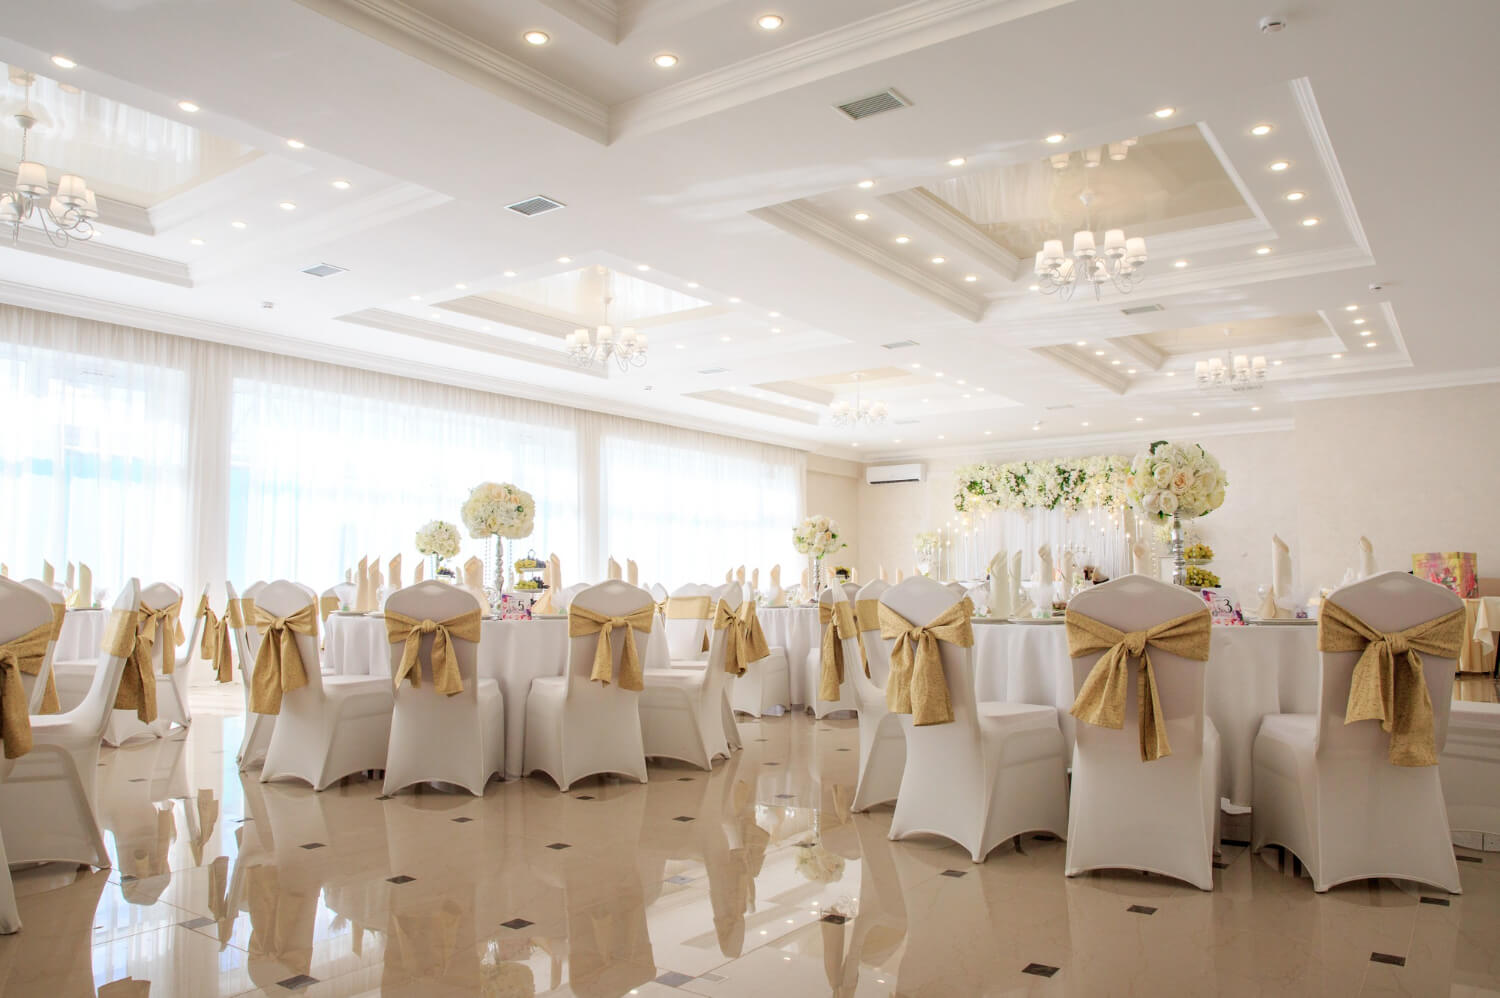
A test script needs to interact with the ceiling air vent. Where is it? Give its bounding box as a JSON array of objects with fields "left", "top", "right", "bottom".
[
  {"left": 301, "top": 262, "right": 347, "bottom": 278},
  {"left": 881, "top": 339, "right": 920, "bottom": 350},
  {"left": 505, "top": 195, "right": 566, "bottom": 217},
  {"left": 1120, "top": 303, "right": 1165, "bottom": 315},
  {"left": 697, "top": 367, "right": 728, "bottom": 375},
  {"left": 835, "top": 89, "right": 911, "bottom": 121}
]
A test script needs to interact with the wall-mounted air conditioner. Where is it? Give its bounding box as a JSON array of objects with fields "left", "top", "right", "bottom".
[{"left": 865, "top": 463, "right": 925, "bottom": 485}]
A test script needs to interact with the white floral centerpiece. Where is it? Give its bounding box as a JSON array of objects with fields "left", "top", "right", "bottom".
[
  {"left": 415, "top": 519, "right": 461, "bottom": 577},
  {"left": 794, "top": 841, "right": 846, "bottom": 883},
  {"left": 792, "top": 515, "right": 846, "bottom": 560},
  {"left": 1127, "top": 440, "right": 1227, "bottom": 586},
  {"left": 462, "top": 482, "right": 536, "bottom": 596}
]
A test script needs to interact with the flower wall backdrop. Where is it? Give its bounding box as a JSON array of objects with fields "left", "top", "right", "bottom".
[{"left": 953, "top": 455, "right": 1132, "bottom": 514}]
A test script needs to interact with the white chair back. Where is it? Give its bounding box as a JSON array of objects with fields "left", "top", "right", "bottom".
[
  {"left": 330, "top": 582, "right": 356, "bottom": 606},
  {"left": 255, "top": 581, "right": 323, "bottom": 696},
  {"left": 698, "top": 583, "right": 739, "bottom": 707},
  {"left": 944, "top": 581, "right": 969, "bottom": 600},
  {"left": 0, "top": 578, "right": 56, "bottom": 714},
  {"left": 649, "top": 583, "right": 668, "bottom": 604},
  {"left": 564, "top": 581, "right": 654, "bottom": 700},
  {"left": 242, "top": 581, "right": 267, "bottom": 656},
  {"left": 853, "top": 579, "right": 892, "bottom": 690},
  {"left": 17, "top": 578, "right": 63, "bottom": 713},
  {"left": 384, "top": 581, "right": 482, "bottom": 704},
  {"left": 554, "top": 582, "right": 590, "bottom": 613},
  {"left": 823, "top": 578, "right": 865, "bottom": 687},
  {"left": 76, "top": 580, "right": 142, "bottom": 737},
  {"left": 665, "top": 582, "right": 714, "bottom": 660},
  {"left": 880, "top": 578, "right": 976, "bottom": 721},
  {"left": 1316, "top": 570, "right": 1461, "bottom": 758},
  {"left": 840, "top": 581, "right": 861, "bottom": 603}
]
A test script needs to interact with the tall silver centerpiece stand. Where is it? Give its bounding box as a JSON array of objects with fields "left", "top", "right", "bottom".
[{"left": 1169, "top": 514, "right": 1188, "bottom": 587}]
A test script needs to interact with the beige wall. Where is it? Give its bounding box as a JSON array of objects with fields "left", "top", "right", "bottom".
[
  {"left": 806, "top": 454, "right": 862, "bottom": 571},
  {"left": 851, "top": 382, "right": 1500, "bottom": 603}
]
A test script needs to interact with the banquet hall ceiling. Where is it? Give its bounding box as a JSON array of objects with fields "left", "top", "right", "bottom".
[{"left": 0, "top": 0, "right": 1493, "bottom": 460}]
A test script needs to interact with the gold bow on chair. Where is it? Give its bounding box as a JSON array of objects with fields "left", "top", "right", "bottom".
[
  {"left": 1319, "top": 599, "right": 1465, "bottom": 767},
  {"left": 197, "top": 594, "right": 234, "bottom": 684},
  {"left": 817, "top": 601, "right": 858, "bottom": 701},
  {"left": 251, "top": 603, "right": 318, "bottom": 714},
  {"left": 714, "top": 600, "right": 770, "bottom": 677},
  {"left": 0, "top": 620, "right": 49, "bottom": 757},
  {"left": 1066, "top": 606, "right": 1211, "bottom": 762},
  {"left": 137, "top": 598, "right": 185, "bottom": 676},
  {"left": 667, "top": 595, "right": 714, "bottom": 653},
  {"left": 879, "top": 598, "right": 974, "bottom": 726},
  {"left": 385, "top": 608, "right": 482, "bottom": 696},
  {"left": 103, "top": 608, "right": 155, "bottom": 723},
  {"left": 568, "top": 603, "right": 655, "bottom": 691},
  {"left": 38, "top": 603, "right": 64, "bottom": 713}
]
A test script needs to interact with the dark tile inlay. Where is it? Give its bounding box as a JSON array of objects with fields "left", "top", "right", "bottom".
[
  {"left": 546, "top": 842, "right": 571, "bottom": 850},
  {"left": 1456, "top": 854, "right": 1482, "bottom": 863},
  {"left": 821, "top": 913, "right": 848, "bottom": 924},
  {"left": 299, "top": 842, "right": 325, "bottom": 850},
  {"left": 128, "top": 778, "right": 146, "bottom": 783},
  {"left": 501, "top": 918, "right": 534, "bottom": 930},
  {"left": 1420, "top": 896, "right": 1452, "bottom": 906},
  {"left": 1022, "top": 963, "right": 1059, "bottom": 978},
  {"left": 386, "top": 875, "right": 416, "bottom": 884},
  {"left": 1370, "top": 953, "right": 1406, "bottom": 966},
  {"left": 836, "top": 748, "right": 851, "bottom": 752},
  {"left": 665, "top": 875, "right": 695, "bottom": 885},
  {"left": 677, "top": 777, "right": 694, "bottom": 782},
  {"left": 451, "top": 816, "right": 473, "bottom": 823},
  {"left": 656, "top": 971, "right": 694, "bottom": 987},
  {"left": 1219, "top": 838, "right": 1251, "bottom": 847},
  {"left": 774, "top": 793, "right": 796, "bottom": 799},
  {"left": 119, "top": 875, "right": 137, "bottom": 883},
  {"left": 763, "top": 762, "right": 779, "bottom": 766},
  {"left": 277, "top": 974, "right": 319, "bottom": 990},
  {"left": 375, "top": 794, "right": 395, "bottom": 801},
  {"left": 1127, "top": 905, "right": 1158, "bottom": 915},
  {"left": 698, "top": 972, "right": 727, "bottom": 983},
  {"left": 1213, "top": 861, "right": 1229, "bottom": 869},
  {"left": 672, "top": 815, "right": 695, "bottom": 822},
  {"left": 179, "top": 916, "right": 216, "bottom": 930},
  {"left": 575, "top": 795, "right": 595, "bottom": 801},
  {"left": 940, "top": 869, "right": 967, "bottom": 878}
]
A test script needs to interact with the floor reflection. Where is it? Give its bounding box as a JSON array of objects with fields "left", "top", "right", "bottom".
[{"left": 0, "top": 679, "right": 1493, "bottom": 996}]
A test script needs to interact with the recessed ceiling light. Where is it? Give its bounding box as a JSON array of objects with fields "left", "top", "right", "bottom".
[
  {"left": 524, "top": 30, "right": 550, "bottom": 45},
  {"left": 331, "top": 179, "right": 351, "bottom": 190},
  {"left": 1251, "top": 405, "right": 1262, "bottom": 411},
  {"left": 938, "top": 435, "right": 945, "bottom": 440},
  {"left": 1255, "top": 246, "right": 1271, "bottom": 255},
  {"left": 977, "top": 386, "right": 985, "bottom": 392},
  {"left": 1173, "top": 259, "right": 1188, "bottom": 268},
  {"left": 768, "top": 311, "right": 780, "bottom": 317},
  {"left": 720, "top": 335, "right": 732, "bottom": 342},
  {"left": 188, "top": 237, "right": 204, "bottom": 246},
  {"left": 728, "top": 296, "right": 741, "bottom": 303},
  {"left": 1127, "top": 368, "right": 1137, "bottom": 374},
  {"left": 1301, "top": 216, "right": 1320, "bottom": 227},
  {"left": 1081, "top": 421, "right": 1090, "bottom": 427},
  {"left": 454, "top": 282, "right": 467, "bottom": 289},
  {"left": 1165, "top": 371, "right": 1177, "bottom": 377},
  {"left": 910, "top": 362, "right": 921, "bottom": 369},
  {"left": 636, "top": 264, "right": 650, "bottom": 271},
  {"left": 935, "top": 371, "right": 944, "bottom": 378},
  {"left": 1365, "top": 341, "right": 1377, "bottom": 348},
  {"left": 984, "top": 429, "right": 992, "bottom": 435},
  {"left": 502, "top": 270, "right": 517, "bottom": 278},
  {"left": 964, "top": 274, "right": 978, "bottom": 282},
  {"left": 279, "top": 201, "right": 296, "bottom": 211},
  {"left": 653, "top": 53, "right": 679, "bottom": 68},
  {"left": 1359, "top": 329, "right": 1371, "bottom": 337},
  {"left": 757, "top": 13, "right": 784, "bottom": 30},
  {"left": 1153, "top": 106, "right": 1176, "bottom": 118},
  {"left": 853, "top": 212, "right": 869, "bottom": 221},
  {"left": 1353, "top": 318, "right": 1367, "bottom": 325},
  {"left": 894, "top": 235, "right": 910, "bottom": 244},
  {"left": 962, "top": 393, "right": 971, "bottom": 399},
  {"left": 770, "top": 327, "right": 782, "bottom": 333},
  {"left": 409, "top": 295, "right": 421, "bottom": 301},
  {"left": 1269, "top": 160, "right": 1289, "bottom": 172},
  {"left": 922, "top": 398, "right": 930, "bottom": 404},
  {"left": 50, "top": 55, "right": 77, "bottom": 69},
  {"left": 1027, "top": 283, "right": 1040, "bottom": 291},
  {"left": 956, "top": 379, "right": 966, "bottom": 385},
  {"left": 1134, "top": 416, "right": 1144, "bottom": 422},
  {"left": 1344, "top": 304, "right": 1359, "bottom": 311},
  {"left": 857, "top": 179, "right": 875, "bottom": 189},
  {"left": 1045, "top": 133, "right": 1066, "bottom": 144},
  {"left": 177, "top": 100, "right": 200, "bottom": 113},
  {"left": 1110, "top": 359, "right": 1121, "bottom": 366},
  {"left": 1331, "top": 352, "right": 1343, "bottom": 359},
  {"left": 1251, "top": 123, "right": 1272, "bottom": 136},
  {"left": 1094, "top": 349, "right": 1106, "bottom": 356},
  {"left": 429, "top": 311, "right": 440, "bottom": 319},
  {"left": 685, "top": 281, "right": 700, "bottom": 289},
  {"left": 930, "top": 256, "right": 945, "bottom": 264},
  {"left": 557, "top": 256, "right": 571, "bottom": 263},
  {"left": 285, "top": 138, "right": 305, "bottom": 150},
  {"left": 1272, "top": 359, "right": 1283, "bottom": 365},
  {"left": 1283, "top": 190, "right": 1306, "bottom": 202},
  {"left": 851, "top": 442, "right": 859, "bottom": 448},
  {"left": 947, "top": 157, "right": 966, "bottom": 167},
  {"left": 230, "top": 219, "right": 247, "bottom": 229},
  {"left": 1192, "top": 411, "right": 1200, "bottom": 417}
]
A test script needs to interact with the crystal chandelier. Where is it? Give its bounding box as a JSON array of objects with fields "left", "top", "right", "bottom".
[
  {"left": 829, "top": 373, "right": 887, "bottom": 427},
  {"left": 1032, "top": 180, "right": 1147, "bottom": 302},
  {"left": 1195, "top": 329, "right": 1266, "bottom": 392},
  {"left": 566, "top": 292, "right": 648, "bottom": 371},
  {"left": 1, "top": 70, "right": 98, "bottom": 247}
]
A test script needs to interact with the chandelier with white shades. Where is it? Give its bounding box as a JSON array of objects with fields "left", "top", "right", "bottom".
[
  {"left": 829, "top": 373, "right": 888, "bottom": 427},
  {"left": 1, "top": 69, "right": 98, "bottom": 247},
  {"left": 566, "top": 292, "right": 648, "bottom": 372},
  {"left": 1195, "top": 329, "right": 1267, "bottom": 392},
  {"left": 1032, "top": 186, "right": 1148, "bottom": 302}
]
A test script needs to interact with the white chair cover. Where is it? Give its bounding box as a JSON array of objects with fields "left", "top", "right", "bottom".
[
  {"left": 640, "top": 583, "right": 736, "bottom": 771},
  {"left": 17, "top": 578, "right": 62, "bottom": 714},
  {"left": 849, "top": 579, "right": 905, "bottom": 812},
  {"left": 230, "top": 581, "right": 275, "bottom": 771},
  {"left": 804, "top": 582, "right": 860, "bottom": 719}
]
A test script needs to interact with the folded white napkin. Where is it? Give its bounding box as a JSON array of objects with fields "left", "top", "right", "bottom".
[
  {"left": 0, "top": 563, "right": 7, "bottom": 578},
  {"left": 549, "top": 553, "right": 561, "bottom": 593},
  {"left": 413, "top": 560, "right": 425, "bottom": 583},
  {"left": 750, "top": 567, "right": 759, "bottom": 593},
  {"left": 627, "top": 559, "right": 639, "bottom": 586},
  {"left": 345, "top": 567, "right": 354, "bottom": 584},
  {"left": 800, "top": 567, "right": 810, "bottom": 593},
  {"left": 725, "top": 568, "right": 734, "bottom": 583},
  {"left": 1358, "top": 536, "right": 1376, "bottom": 578},
  {"left": 74, "top": 563, "right": 92, "bottom": 607},
  {"left": 1132, "top": 540, "right": 1151, "bottom": 576},
  {"left": 879, "top": 564, "right": 888, "bottom": 582},
  {"left": 1061, "top": 550, "right": 1076, "bottom": 595},
  {"left": 1272, "top": 535, "right": 1292, "bottom": 600},
  {"left": 65, "top": 561, "right": 75, "bottom": 590},
  {"left": 1255, "top": 588, "right": 1278, "bottom": 620},
  {"left": 896, "top": 568, "right": 905, "bottom": 582},
  {"left": 987, "top": 550, "right": 1010, "bottom": 619},
  {"left": 354, "top": 557, "right": 371, "bottom": 612},
  {"left": 370, "top": 565, "right": 385, "bottom": 604},
  {"left": 608, "top": 557, "right": 622, "bottom": 581},
  {"left": 42, "top": 560, "right": 54, "bottom": 585},
  {"left": 736, "top": 565, "right": 746, "bottom": 585},
  {"left": 389, "top": 554, "right": 402, "bottom": 590},
  {"left": 1036, "top": 544, "right": 1053, "bottom": 587},
  {"left": 768, "top": 564, "right": 784, "bottom": 606}
]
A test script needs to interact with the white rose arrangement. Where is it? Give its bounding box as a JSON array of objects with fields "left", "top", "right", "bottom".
[
  {"left": 792, "top": 515, "right": 846, "bottom": 561},
  {"left": 1126, "top": 440, "right": 1227, "bottom": 522},
  {"left": 414, "top": 519, "right": 461, "bottom": 559},
  {"left": 461, "top": 482, "right": 536, "bottom": 540},
  {"left": 794, "top": 841, "right": 846, "bottom": 883},
  {"left": 954, "top": 454, "right": 1131, "bottom": 513}
]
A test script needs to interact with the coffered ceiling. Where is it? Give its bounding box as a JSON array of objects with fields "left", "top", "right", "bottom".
[{"left": 0, "top": 0, "right": 1494, "bottom": 460}]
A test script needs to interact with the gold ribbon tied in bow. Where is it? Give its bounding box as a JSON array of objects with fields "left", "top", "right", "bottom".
[
  {"left": 714, "top": 600, "right": 770, "bottom": 677},
  {"left": 38, "top": 602, "right": 64, "bottom": 713},
  {"left": 250, "top": 602, "right": 319, "bottom": 715},
  {"left": 1319, "top": 599, "right": 1465, "bottom": 767},
  {"left": 385, "top": 608, "right": 482, "bottom": 696},
  {"left": 1066, "top": 606, "right": 1211, "bottom": 762},
  {"left": 879, "top": 598, "right": 974, "bottom": 726},
  {"left": 137, "top": 597, "right": 185, "bottom": 676},
  {"left": 568, "top": 603, "right": 655, "bottom": 692},
  {"left": 319, "top": 594, "right": 340, "bottom": 622},
  {"left": 197, "top": 594, "right": 234, "bottom": 684},
  {"left": 667, "top": 595, "right": 714, "bottom": 653},
  {"left": 0, "top": 619, "right": 50, "bottom": 757},
  {"left": 817, "top": 601, "right": 858, "bottom": 701},
  {"left": 103, "top": 608, "right": 155, "bottom": 724}
]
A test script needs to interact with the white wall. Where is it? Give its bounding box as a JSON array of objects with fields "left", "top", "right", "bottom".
[{"left": 806, "top": 453, "right": 862, "bottom": 571}]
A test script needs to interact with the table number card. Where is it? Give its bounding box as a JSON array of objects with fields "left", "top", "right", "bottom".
[{"left": 1200, "top": 587, "right": 1246, "bottom": 626}]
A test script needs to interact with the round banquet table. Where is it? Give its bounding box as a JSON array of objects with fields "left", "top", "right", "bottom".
[
  {"left": 323, "top": 613, "right": 670, "bottom": 779},
  {"left": 970, "top": 619, "right": 1321, "bottom": 807},
  {"left": 55, "top": 608, "right": 108, "bottom": 662},
  {"left": 757, "top": 605, "right": 822, "bottom": 705}
]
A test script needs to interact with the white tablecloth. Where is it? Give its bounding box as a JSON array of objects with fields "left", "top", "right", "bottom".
[
  {"left": 55, "top": 608, "right": 108, "bottom": 662},
  {"left": 323, "top": 613, "right": 670, "bottom": 779},
  {"left": 970, "top": 619, "right": 1321, "bottom": 807},
  {"left": 757, "top": 606, "right": 822, "bottom": 705}
]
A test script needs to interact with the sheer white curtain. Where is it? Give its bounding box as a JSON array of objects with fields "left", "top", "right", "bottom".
[{"left": 950, "top": 507, "right": 1141, "bottom": 585}]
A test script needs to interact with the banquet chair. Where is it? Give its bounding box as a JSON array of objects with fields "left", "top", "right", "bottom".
[
  {"left": 805, "top": 583, "right": 860, "bottom": 719},
  {"left": 640, "top": 583, "right": 736, "bottom": 771},
  {"left": 850, "top": 579, "right": 906, "bottom": 812},
  {"left": 664, "top": 583, "right": 715, "bottom": 662},
  {"left": 1252, "top": 570, "right": 1464, "bottom": 893},
  {"left": 553, "top": 582, "right": 590, "bottom": 613},
  {"left": 524, "top": 580, "right": 650, "bottom": 789},
  {"left": 885, "top": 577, "right": 1068, "bottom": 862},
  {"left": 649, "top": 582, "right": 668, "bottom": 604},
  {"left": 0, "top": 580, "right": 140, "bottom": 871},
  {"left": 258, "top": 581, "right": 395, "bottom": 791},
  {"left": 0, "top": 760, "right": 16, "bottom": 934},
  {"left": 101, "top": 581, "right": 203, "bottom": 746},
  {"left": 229, "top": 581, "right": 275, "bottom": 771},
  {"left": 728, "top": 593, "right": 791, "bottom": 719},
  {"left": 17, "top": 578, "right": 63, "bottom": 713},
  {"left": 1065, "top": 575, "right": 1220, "bottom": 890},
  {"left": 381, "top": 581, "right": 504, "bottom": 796}
]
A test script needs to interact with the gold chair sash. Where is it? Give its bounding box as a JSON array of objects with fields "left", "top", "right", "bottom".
[
  {"left": 568, "top": 603, "right": 655, "bottom": 691},
  {"left": 668, "top": 594, "right": 714, "bottom": 652},
  {"left": 817, "top": 601, "right": 858, "bottom": 701},
  {"left": 137, "top": 598, "right": 185, "bottom": 676},
  {"left": 319, "top": 594, "right": 340, "bottom": 622},
  {"left": 384, "top": 608, "right": 482, "bottom": 696},
  {"left": 713, "top": 600, "right": 770, "bottom": 677},
  {"left": 1066, "top": 606, "right": 1211, "bottom": 762},
  {"left": 226, "top": 597, "right": 254, "bottom": 630},
  {"left": 0, "top": 620, "right": 49, "bottom": 757},
  {"left": 39, "top": 603, "right": 64, "bottom": 713},
  {"left": 878, "top": 598, "right": 974, "bottom": 726},
  {"left": 854, "top": 599, "right": 882, "bottom": 634},
  {"left": 1318, "top": 599, "right": 1465, "bottom": 767},
  {"left": 103, "top": 608, "right": 155, "bottom": 724},
  {"left": 197, "top": 594, "right": 234, "bottom": 684},
  {"left": 251, "top": 603, "right": 318, "bottom": 715}
]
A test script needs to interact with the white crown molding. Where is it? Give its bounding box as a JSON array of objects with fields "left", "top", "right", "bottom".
[
  {"left": 339, "top": 308, "right": 604, "bottom": 376},
  {"left": 0, "top": 167, "right": 156, "bottom": 236},
  {"left": 1, "top": 229, "right": 192, "bottom": 287},
  {"left": 1106, "top": 336, "right": 1167, "bottom": 371},
  {"left": 610, "top": 0, "right": 1075, "bottom": 139},
  {"left": 685, "top": 388, "right": 821, "bottom": 424},
  {"left": 292, "top": 0, "right": 610, "bottom": 143},
  {"left": 1292, "top": 77, "right": 1372, "bottom": 256},
  {"left": 877, "top": 188, "right": 1025, "bottom": 282},
  {"left": 755, "top": 380, "right": 835, "bottom": 406},
  {"left": 539, "top": 0, "right": 620, "bottom": 42},
  {"left": 1276, "top": 366, "right": 1500, "bottom": 402},
  {"left": 437, "top": 297, "right": 582, "bottom": 340},
  {"left": 750, "top": 201, "right": 988, "bottom": 322},
  {"left": 1031, "top": 344, "right": 1128, "bottom": 395}
]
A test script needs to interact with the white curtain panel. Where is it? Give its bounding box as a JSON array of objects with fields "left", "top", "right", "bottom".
[{"left": 944, "top": 506, "right": 1142, "bottom": 585}]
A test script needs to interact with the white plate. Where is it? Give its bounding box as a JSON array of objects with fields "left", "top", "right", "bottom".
[
  {"left": 1248, "top": 617, "right": 1316, "bottom": 626},
  {"left": 1008, "top": 616, "right": 1064, "bottom": 624},
  {"left": 332, "top": 610, "right": 366, "bottom": 616}
]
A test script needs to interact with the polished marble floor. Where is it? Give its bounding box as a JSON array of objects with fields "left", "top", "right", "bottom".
[{"left": 0, "top": 678, "right": 1496, "bottom": 997}]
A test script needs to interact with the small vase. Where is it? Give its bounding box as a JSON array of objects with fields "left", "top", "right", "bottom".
[
  {"left": 812, "top": 557, "right": 825, "bottom": 596},
  {"left": 1169, "top": 514, "right": 1188, "bottom": 587}
]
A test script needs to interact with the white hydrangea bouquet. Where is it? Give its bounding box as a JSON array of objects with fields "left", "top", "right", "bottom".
[
  {"left": 414, "top": 519, "right": 461, "bottom": 559},
  {"left": 792, "top": 514, "right": 846, "bottom": 561},
  {"left": 461, "top": 482, "right": 535, "bottom": 539},
  {"left": 1126, "top": 440, "right": 1227, "bottom": 521}
]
